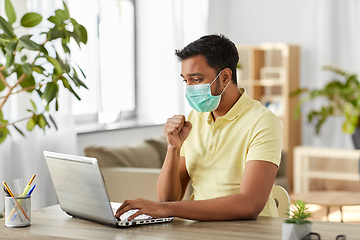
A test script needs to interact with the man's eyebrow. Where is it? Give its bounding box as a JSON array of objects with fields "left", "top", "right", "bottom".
[{"left": 180, "top": 73, "right": 205, "bottom": 78}]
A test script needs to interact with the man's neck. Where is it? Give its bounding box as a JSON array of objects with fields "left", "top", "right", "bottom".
[{"left": 211, "top": 87, "right": 241, "bottom": 122}]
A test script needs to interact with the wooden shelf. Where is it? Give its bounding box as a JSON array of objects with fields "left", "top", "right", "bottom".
[
  {"left": 305, "top": 171, "right": 359, "bottom": 181},
  {"left": 293, "top": 146, "right": 360, "bottom": 194},
  {"left": 237, "top": 43, "right": 301, "bottom": 192},
  {"left": 239, "top": 79, "right": 285, "bottom": 86}
]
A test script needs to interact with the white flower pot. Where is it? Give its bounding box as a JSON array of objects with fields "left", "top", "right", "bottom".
[{"left": 282, "top": 222, "right": 311, "bottom": 240}]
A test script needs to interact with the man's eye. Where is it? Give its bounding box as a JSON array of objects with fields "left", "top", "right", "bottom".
[
  {"left": 193, "top": 79, "right": 201, "bottom": 83},
  {"left": 182, "top": 79, "right": 187, "bottom": 83}
]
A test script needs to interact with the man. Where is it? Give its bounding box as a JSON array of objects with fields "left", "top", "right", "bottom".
[{"left": 115, "top": 34, "right": 282, "bottom": 221}]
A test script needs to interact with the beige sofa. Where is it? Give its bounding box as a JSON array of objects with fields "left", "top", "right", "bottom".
[
  {"left": 85, "top": 135, "right": 192, "bottom": 202},
  {"left": 85, "top": 135, "right": 287, "bottom": 203}
]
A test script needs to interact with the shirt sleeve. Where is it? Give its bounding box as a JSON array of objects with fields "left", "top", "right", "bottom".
[{"left": 246, "top": 112, "right": 283, "bottom": 167}]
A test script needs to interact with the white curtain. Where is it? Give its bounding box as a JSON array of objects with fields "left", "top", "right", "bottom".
[
  {"left": 136, "top": 0, "right": 209, "bottom": 123},
  {"left": 0, "top": 0, "right": 78, "bottom": 212},
  {"left": 301, "top": 0, "right": 360, "bottom": 149}
]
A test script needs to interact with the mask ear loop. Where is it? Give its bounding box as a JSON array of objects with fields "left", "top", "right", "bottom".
[
  {"left": 220, "top": 79, "right": 232, "bottom": 95},
  {"left": 210, "top": 70, "right": 224, "bottom": 86}
]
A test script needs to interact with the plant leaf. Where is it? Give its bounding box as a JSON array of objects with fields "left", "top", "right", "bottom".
[
  {"left": 74, "top": 63, "right": 86, "bottom": 78},
  {"left": 49, "top": 114, "right": 58, "bottom": 130},
  {"left": 0, "top": 127, "right": 9, "bottom": 144},
  {"left": 5, "top": 52, "right": 14, "bottom": 68},
  {"left": 0, "top": 34, "right": 10, "bottom": 45},
  {"left": 0, "top": 78, "right": 5, "bottom": 91},
  {"left": 69, "top": 73, "right": 87, "bottom": 89},
  {"left": 19, "top": 35, "right": 40, "bottom": 50},
  {"left": 47, "top": 27, "right": 65, "bottom": 41},
  {"left": 30, "top": 99, "right": 37, "bottom": 112},
  {"left": 62, "top": 41, "right": 70, "bottom": 54},
  {"left": 26, "top": 118, "right": 36, "bottom": 131},
  {"left": 38, "top": 115, "right": 49, "bottom": 130},
  {"left": 5, "top": 0, "right": 16, "bottom": 25},
  {"left": 21, "top": 55, "right": 27, "bottom": 62},
  {"left": 4, "top": 40, "right": 17, "bottom": 54},
  {"left": 63, "top": 1, "right": 70, "bottom": 19},
  {"left": 55, "top": 97, "right": 59, "bottom": 111},
  {"left": 13, "top": 124, "right": 25, "bottom": 137},
  {"left": 4, "top": 40, "right": 17, "bottom": 67},
  {"left": 55, "top": 9, "right": 68, "bottom": 22},
  {"left": 0, "top": 16, "right": 16, "bottom": 38},
  {"left": 61, "top": 77, "right": 81, "bottom": 100},
  {"left": 22, "top": 63, "right": 32, "bottom": 75},
  {"left": 16, "top": 66, "right": 36, "bottom": 91},
  {"left": 55, "top": 52, "right": 70, "bottom": 72},
  {"left": 42, "top": 82, "right": 58, "bottom": 106},
  {"left": 322, "top": 65, "right": 347, "bottom": 76},
  {"left": 31, "top": 64, "right": 46, "bottom": 74},
  {"left": 47, "top": 15, "right": 62, "bottom": 26},
  {"left": 46, "top": 56, "right": 63, "bottom": 74},
  {"left": 78, "top": 24, "right": 88, "bottom": 44},
  {"left": 20, "top": 12, "right": 42, "bottom": 28}
]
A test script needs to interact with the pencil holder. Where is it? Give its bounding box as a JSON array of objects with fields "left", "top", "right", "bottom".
[{"left": 4, "top": 196, "right": 31, "bottom": 227}]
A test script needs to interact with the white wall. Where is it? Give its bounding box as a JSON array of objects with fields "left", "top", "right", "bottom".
[
  {"left": 209, "top": 0, "right": 357, "bottom": 149},
  {"left": 79, "top": 0, "right": 360, "bottom": 153}
]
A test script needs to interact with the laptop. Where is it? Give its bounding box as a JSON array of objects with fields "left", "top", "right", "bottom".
[{"left": 43, "top": 151, "right": 174, "bottom": 227}]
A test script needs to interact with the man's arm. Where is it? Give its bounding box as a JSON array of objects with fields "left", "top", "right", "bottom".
[
  {"left": 156, "top": 115, "right": 191, "bottom": 202},
  {"left": 157, "top": 153, "right": 190, "bottom": 201},
  {"left": 115, "top": 160, "right": 278, "bottom": 221}
]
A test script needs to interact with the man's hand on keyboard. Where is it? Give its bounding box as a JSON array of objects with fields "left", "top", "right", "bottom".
[
  {"left": 116, "top": 209, "right": 151, "bottom": 221},
  {"left": 114, "top": 198, "right": 169, "bottom": 221}
]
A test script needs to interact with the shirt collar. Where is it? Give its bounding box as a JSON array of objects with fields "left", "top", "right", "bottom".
[{"left": 200, "top": 88, "right": 251, "bottom": 123}]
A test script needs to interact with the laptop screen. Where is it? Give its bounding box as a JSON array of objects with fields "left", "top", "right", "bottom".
[{"left": 43, "top": 151, "right": 118, "bottom": 226}]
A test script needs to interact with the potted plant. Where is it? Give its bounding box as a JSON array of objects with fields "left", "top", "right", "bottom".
[
  {"left": 292, "top": 65, "right": 360, "bottom": 148},
  {"left": 0, "top": 0, "right": 88, "bottom": 144},
  {"left": 282, "top": 200, "right": 312, "bottom": 240}
]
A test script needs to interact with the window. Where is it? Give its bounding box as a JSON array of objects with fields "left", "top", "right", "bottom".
[{"left": 68, "top": 0, "right": 136, "bottom": 124}]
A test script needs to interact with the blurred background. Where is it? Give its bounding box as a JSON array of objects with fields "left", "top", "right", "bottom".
[{"left": 1, "top": 0, "right": 359, "bottom": 222}]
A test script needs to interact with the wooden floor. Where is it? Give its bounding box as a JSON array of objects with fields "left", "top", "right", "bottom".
[{"left": 291, "top": 203, "right": 360, "bottom": 224}]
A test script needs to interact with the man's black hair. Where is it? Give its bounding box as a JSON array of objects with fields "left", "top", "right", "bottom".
[{"left": 175, "top": 34, "right": 239, "bottom": 84}]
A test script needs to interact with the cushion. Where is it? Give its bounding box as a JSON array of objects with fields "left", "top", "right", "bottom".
[
  {"left": 144, "top": 135, "right": 168, "bottom": 165},
  {"left": 84, "top": 141, "right": 162, "bottom": 168}
]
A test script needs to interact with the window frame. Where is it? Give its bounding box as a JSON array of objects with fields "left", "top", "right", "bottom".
[{"left": 73, "top": 0, "right": 137, "bottom": 126}]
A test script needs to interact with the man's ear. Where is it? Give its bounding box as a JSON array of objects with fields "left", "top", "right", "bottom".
[{"left": 221, "top": 68, "right": 233, "bottom": 86}]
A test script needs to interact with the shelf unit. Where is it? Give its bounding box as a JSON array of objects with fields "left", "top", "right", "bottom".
[
  {"left": 236, "top": 43, "right": 301, "bottom": 192},
  {"left": 293, "top": 146, "right": 360, "bottom": 194}
]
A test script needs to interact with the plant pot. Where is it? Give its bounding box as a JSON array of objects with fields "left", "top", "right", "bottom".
[
  {"left": 351, "top": 127, "right": 360, "bottom": 149},
  {"left": 282, "top": 222, "right": 311, "bottom": 240}
]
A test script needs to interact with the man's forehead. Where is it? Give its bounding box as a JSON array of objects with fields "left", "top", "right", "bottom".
[
  {"left": 180, "top": 55, "right": 213, "bottom": 77},
  {"left": 180, "top": 72, "right": 205, "bottom": 78}
]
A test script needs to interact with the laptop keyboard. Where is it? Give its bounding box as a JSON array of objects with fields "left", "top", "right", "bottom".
[{"left": 112, "top": 208, "right": 151, "bottom": 222}]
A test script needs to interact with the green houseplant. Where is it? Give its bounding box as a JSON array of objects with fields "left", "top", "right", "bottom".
[
  {"left": 0, "top": 0, "right": 88, "bottom": 144},
  {"left": 292, "top": 65, "right": 360, "bottom": 135},
  {"left": 282, "top": 200, "right": 312, "bottom": 240}
]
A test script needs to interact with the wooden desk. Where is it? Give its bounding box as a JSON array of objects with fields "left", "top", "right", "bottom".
[{"left": 0, "top": 205, "right": 359, "bottom": 240}]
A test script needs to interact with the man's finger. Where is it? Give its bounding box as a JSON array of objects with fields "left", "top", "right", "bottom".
[
  {"left": 183, "top": 121, "right": 192, "bottom": 130},
  {"left": 127, "top": 210, "right": 142, "bottom": 221},
  {"left": 115, "top": 201, "right": 132, "bottom": 217}
]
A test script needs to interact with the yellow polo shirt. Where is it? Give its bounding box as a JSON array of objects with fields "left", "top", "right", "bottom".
[{"left": 180, "top": 88, "right": 282, "bottom": 217}]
